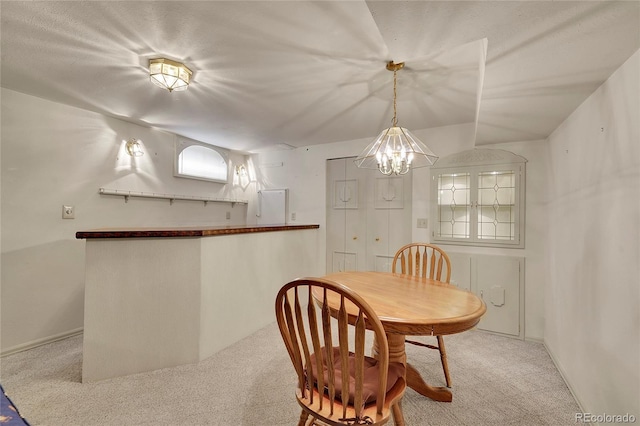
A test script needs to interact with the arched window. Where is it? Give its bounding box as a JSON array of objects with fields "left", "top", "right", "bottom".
[
  {"left": 175, "top": 138, "right": 228, "bottom": 183},
  {"left": 431, "top": 148, "right": 527, "bottom": 248}
]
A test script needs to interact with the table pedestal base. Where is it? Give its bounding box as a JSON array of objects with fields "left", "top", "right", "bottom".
[
  {"left": 374, "top": 334, "right": 453, "bottom": 403},
  {"left": 405, "top": 363, "right": 453, "bottom": 402}
]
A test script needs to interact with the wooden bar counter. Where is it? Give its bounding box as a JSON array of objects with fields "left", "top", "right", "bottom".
[
  {"left": 76, "top": 224, "right": 320, "bottom": 382},
  {"left": 76, "top": 223, "right": 319, "bottom": 239}
]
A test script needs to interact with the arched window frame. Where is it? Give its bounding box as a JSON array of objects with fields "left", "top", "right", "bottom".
[
  {"left": 174, "top": 137, "right": 229, "bottom": 184},
  {"left": 430, "top": 148, "right": 527, "bottom": 249}
]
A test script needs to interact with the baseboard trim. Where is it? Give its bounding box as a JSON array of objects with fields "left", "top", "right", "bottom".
[
  {"left": 543, "top": 339, "right": 591, "bottom": 425},
  {"left": 1, "top": 328, "right": 83, "bottom": 358},
  {"left": 476, "top": 328, "right": 524, "bottom": 341}
]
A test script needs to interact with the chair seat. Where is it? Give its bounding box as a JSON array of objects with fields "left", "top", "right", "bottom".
[{"left": 308, "top": 346, "right": 406, "bottom": 405}]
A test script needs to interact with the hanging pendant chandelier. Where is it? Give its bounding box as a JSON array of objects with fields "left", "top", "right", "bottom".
[{"left": 355, "top": 61, "right": 438, "bottom": 175}]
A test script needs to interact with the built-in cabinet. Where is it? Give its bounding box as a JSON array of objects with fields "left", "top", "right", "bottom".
[
  {"left": 449, "top": 252, "right": 525, "bottom": 339},
  {"left": 326, "top": 157, "right": 412, "bottom": 273},
  {"left": 430, "top": 149, "right": 526, "bottom": 249}
]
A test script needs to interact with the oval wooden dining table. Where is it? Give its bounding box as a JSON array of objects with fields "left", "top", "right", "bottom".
[{"left": 320, "top": 271, "right": 487, "bottom": 403}]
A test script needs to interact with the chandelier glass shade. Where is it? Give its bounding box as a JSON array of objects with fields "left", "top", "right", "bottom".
[
  {"left": 149, "top": 58, "right": 192, "bottom": 92},
  {"left": 355, "top": 61, "right": 438, "bottom": 175},
  {"left": 355, "top": 126, "right": 438, "bottom": 175}
]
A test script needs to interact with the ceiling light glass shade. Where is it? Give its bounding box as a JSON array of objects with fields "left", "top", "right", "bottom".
[
  {"left": 149, "top": 58, "right": 192, "bottom": 92},
  {"left": 355, "top": 126, "right": 438, "bottom": 175},
  {"left": 125, "top": 139, "right": 144, "bottom": 157}
]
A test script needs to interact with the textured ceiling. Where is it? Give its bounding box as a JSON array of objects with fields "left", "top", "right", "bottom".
[{"left": 1, "top": 1, "right": 638, "bottom": 153}]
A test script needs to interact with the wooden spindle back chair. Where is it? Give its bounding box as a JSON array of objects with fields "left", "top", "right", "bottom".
[
  {"left": 392, "top": 243, "right": 451, "bottom": 283},
  {"left": 391, "top": 243, "right": 453, "bottom": 388},
  {"left": 275, "top": 278, "right": 406, "bottom": 426}
]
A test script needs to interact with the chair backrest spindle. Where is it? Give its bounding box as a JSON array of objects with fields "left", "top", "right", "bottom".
[{"left": 392, "top": 243, "right": 451, "bottom": 284}]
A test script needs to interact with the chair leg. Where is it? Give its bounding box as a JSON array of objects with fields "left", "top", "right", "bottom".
[
  {"left": 437, "top": 335, "right": 452, "bottom": 387},
  {"left": 298, "top": 409, "right": 309, "bottom": 426},
  {"left": 392, "top": 401, "right": 405, "bottom": 426}
]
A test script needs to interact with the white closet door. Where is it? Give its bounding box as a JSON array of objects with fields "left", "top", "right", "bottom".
[
  {"left": 327, "top": 158, "right": 412, "bottom": 274},
  {"left": 367, "top": 176, "right": 412, "bottom": 272},
  {"left": 326, "top": 158, "right": 367, "bottom": 272}
]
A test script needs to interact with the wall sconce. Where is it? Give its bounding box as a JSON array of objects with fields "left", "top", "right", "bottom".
[
  {"left": 125, "top": 139, "right": 144, "bottom": 157},
  {"left": 235, "top": 164, "right": 248, "bottom": 177}
]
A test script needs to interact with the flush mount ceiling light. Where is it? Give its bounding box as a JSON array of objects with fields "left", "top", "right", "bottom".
[
  {"left": 125, "top": 138, "right": 144, "bottom": 157},
  {"left": 355, "top": 61, "right": 438, "bottom": 175},
  {"left": 149, "top": 58, "right": 192, "bottom": 92}
]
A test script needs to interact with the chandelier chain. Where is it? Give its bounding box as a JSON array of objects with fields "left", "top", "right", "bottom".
[{"left": 392, "top": 69, "right": 398, "bottom": 127}]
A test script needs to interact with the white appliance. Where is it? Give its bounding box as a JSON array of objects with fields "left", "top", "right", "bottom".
[{"left": 257, "top": 189, "right": 288, "bottom": 224}]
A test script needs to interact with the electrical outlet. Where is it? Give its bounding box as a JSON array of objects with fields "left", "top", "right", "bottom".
[
  {"left": 417, "top": 218, "right": 428, "bottom": 228},
  {"left": 62, "top": 205, "right": 75, "bottom": 219},
  {"left": 225, "top": 211, "right": 231, "bottom": 220},
  {"left": 291, "top": 212, "right": 296, "bottom": 221}
]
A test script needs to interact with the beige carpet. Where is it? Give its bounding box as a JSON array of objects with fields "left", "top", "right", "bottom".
[{"left": 0, "top": 323, "right": 581, "bottom": 425}]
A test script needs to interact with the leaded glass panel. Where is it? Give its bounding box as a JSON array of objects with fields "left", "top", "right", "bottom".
[
  {"left": 437, "top": 173, "right": 470, "bottom": 239},
  {"left": 477, "top": 171, "right": 515, "bottom": 241}
]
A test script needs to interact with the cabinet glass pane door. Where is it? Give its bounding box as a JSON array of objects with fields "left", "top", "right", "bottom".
[
  {"left": 477, "top": 171, "right": 516, "bottom": 241},
  {"left": 437, "top": 173, "right": 471, "bottom": 239},
  {"left": 431, "top": 149, "right": 525, "bottom": 248}
]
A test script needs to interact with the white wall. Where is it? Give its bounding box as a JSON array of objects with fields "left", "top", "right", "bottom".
[
  {"left": 545, "top": 50, "right": 639, "bottom": 418},
  {"left": 1, "top": 89, "right": 253, "bottom": 353},
  {"left": 255, "top": 121, "right": 548, "bottom": 340}
]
